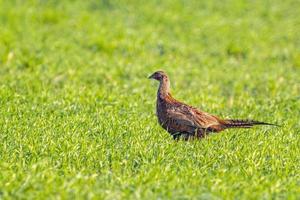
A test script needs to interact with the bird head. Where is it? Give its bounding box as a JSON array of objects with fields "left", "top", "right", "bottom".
[{"left": 148, "top": 71, "right": 168, "bottom": 81}]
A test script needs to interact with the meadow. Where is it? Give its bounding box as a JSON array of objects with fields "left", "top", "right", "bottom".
[{"left": 0, "top": 0, "right": 299, "bottom": 199}]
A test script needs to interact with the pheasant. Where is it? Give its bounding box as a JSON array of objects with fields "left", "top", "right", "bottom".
[{"left": 148, "top": 71, "right": 276, "bottom": 140}]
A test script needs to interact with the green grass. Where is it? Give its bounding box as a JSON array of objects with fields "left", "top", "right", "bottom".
[{"left": 0, "top": 0, "right": 300, "bottom": 199}]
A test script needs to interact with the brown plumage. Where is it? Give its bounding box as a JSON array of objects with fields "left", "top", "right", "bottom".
[{"left": 148, "top": 71, "right": 277, "bottom": 140}]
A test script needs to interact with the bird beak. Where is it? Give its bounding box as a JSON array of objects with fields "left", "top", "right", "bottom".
[{"left": 148, "top": 74, "right": 154, "bottom": 79}]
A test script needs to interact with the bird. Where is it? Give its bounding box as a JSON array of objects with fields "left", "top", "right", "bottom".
[{"left": 148, "top": 70, "right": 277, "bottom": 140}]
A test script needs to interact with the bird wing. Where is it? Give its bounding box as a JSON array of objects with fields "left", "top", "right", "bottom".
[
  {"left": 167, "top": 108, "right": 197, "bottom": 128},
  {"left": 170, "top": 104, "right": 223, "bottom": 131}
]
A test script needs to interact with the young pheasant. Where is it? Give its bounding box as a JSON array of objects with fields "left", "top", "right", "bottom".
[{"left": 148, "top": 71, "right": 276, "bottom": 140}]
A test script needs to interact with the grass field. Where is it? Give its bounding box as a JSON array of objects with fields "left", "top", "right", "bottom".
[{"left": 0, "top": 0, "right": 300, "bottom": 199}]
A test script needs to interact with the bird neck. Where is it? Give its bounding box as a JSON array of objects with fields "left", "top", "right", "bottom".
[{"left": 157, "top": 77, "right": 170, "bottom": 99}]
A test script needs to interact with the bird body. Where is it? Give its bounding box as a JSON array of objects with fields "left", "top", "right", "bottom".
[{"left": 149, "top": 71, "right": 276, "bottom": 140}]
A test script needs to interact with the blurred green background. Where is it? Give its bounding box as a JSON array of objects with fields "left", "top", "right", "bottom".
[{"left": 0, "top": 0, "right": 299, "bottom": 199}]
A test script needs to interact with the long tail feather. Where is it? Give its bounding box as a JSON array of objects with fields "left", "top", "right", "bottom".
[{"left": 223, "top": 119, "right": 279, "bottom": 129}]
